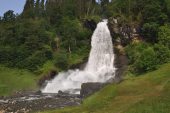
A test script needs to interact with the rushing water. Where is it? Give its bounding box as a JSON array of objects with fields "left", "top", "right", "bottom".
[{"left": 42, "top": 20, "right": 115, "bottom": 94}]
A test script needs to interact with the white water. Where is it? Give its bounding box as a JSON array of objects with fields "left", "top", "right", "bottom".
[{"left": 42, "top": 20, "right": 115, "bottom": 94}]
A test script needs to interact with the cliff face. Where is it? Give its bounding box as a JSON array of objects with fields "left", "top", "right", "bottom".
[{"left": 108, "top": 17, "right": 141, "bottom": 46}]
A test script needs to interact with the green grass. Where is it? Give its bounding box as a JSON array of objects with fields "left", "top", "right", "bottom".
[
  {"left": 0, "top": 65, "right": 38, "bottom": 96},
  {"left": 40, "top": 63, "right": 170, "bottom": 113}
]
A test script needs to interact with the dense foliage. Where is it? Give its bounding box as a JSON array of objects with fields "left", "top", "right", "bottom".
[
  {"left": 126, "top": 42, "right": 170, "bottom": 74},
  {"left": 0, "top": 0, "right": 100, "bottom": 72},
  {"left": 104, "top": 0, "right": 170, "bottom": 43},
  {"left": 102, "top": 0, "right": 170, "bottom": 74},
  {"left": 0, "top": 0, "right": 170, "bottom": 74}
]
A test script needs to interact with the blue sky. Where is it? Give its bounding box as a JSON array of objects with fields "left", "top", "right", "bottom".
[{"left": 0, "top": 0, "right": 26, "bottom": 16}]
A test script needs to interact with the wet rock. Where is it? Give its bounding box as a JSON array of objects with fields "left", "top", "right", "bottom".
[
  {"left": 114, "top": 49, "right": 128, "bottom": 83},
  {"left": 84, "top": 19, "right": 97, "bottom": 31},
  {"left": 0, "top": 100, "right": 8, "bottom": 104},
  {"left": 57, "top": 90, "right": 66, "bottom": 96},
  {"left": 79, "top": 54, "right": 128, "bottom": 98},
  {"left": 80, "top": 82, "right": 106, "bottom": 98},
  {"left": 0, "top": 93, "right": 81, "bottom": 113}
]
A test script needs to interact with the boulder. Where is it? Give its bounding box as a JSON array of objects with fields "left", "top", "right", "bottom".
[{"left": 80, "top": 82, "right": 106, "bottom": 98}]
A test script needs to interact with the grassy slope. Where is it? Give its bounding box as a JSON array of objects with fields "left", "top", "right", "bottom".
[
  {"left": 41, "top": 63, "right": 170, "bottom": 113},
  {"left": 0, "top": 65, "right": 38, "bottom": 96}
]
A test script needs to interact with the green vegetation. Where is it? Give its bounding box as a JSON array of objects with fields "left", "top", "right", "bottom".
[
  {"left": 0, "top": 0, "right": 97, "bottom": 73},
  {"left": 125, "top": 42, "right": 170, "bottom": 73},
  {"left": 0, "top": 65, "right": 37, "bottom": 96},
  {"left": 0, "top": 2, "right": 170, "bottom": 112},
  {"left": 0, "top": 1, "right": 97, "bottom": 96},
  {"left": 41, "top": 63, "right": 170, "bottom": 113},
  {"left": 0, "top": 0, "right": 169, "bottom": 74},
  {"left": 158, "top": 25, "right": 170, "bottom": 49}
]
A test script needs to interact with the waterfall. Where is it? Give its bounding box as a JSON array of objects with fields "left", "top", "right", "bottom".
[{"left": 42, "top": 20, "right": 115, "bottom": 94}]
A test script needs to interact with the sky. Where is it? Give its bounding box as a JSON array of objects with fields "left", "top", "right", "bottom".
[{"left": 0, "top": 0, "right": 26, "bottom": 16}]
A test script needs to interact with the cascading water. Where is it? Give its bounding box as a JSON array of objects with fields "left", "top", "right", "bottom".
[{"left": 42, "top": 20, "right": 115, "bottom": 94}]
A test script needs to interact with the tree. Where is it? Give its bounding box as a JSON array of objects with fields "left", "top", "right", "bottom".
[
  {"left": 101, "top": 0, "right": 109, "bottom": 14},
  {"left": 165, "top": 0, "right": 170, "bottom": 16},
  {"left": 158, "top": 25, "right": 170, "bottom": 48},
  {"left": 35, "top": 0, "right": 40, "bottom": 16},
  {"left": 3, "top": 10, "right": 16, "bottom": 22},
  {"left": 40, "top": 0, "right": 45, "bottom": 17},
  {"left": 22, "top": 0, "right": 35, "bottom": 18},
  {"left": 141, "top": 22, "right": 159, "bottom": 43}
]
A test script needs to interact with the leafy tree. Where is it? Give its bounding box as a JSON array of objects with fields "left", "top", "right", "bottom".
[
  {"left": 3, "top": 10, "right": 16, "bottom": 22},
  {"left": 141, "top": 22, "right": 159, "bottom": 43},
  {"left": 165, "top": 0, "right": 170, "bottom": 17},
  {"left": 141, "top": 1, "right": 167, "bottom": 23},
  {"left": 158, "top": 25, "right": 170, "bottom": 48}
]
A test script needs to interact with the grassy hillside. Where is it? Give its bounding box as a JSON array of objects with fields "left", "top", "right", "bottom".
[
  {"left": 41, "top": 63, "right": 170, "bottom": 113},
  {"left": 0, "top": 65, "right": 38, "bottom": 96}
]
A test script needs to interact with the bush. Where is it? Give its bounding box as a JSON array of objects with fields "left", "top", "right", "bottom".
[
  {"left": 158, "top": 25, "right": 170, "bottom": 49},
  {"left": 154, "top": 44, "right": 170, "bottom": 64},
  {"left": 126, "top": 42, "right": 170, "bottom": 74},
  {"left": 134, "top": 47, "right": 157, "bottom": 73},
  {"left": 125, "top": 42, "right": 149, "bottom": 64},
  {"left": 125, "top": 42, "right": 166, "bottom": 74}
]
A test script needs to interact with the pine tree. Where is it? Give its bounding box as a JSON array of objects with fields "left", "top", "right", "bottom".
[
  {"left": 40, "top": 0, "right": 45, "bottom": 17},
  {"left": 35, "top": 0, "right": 40, "bottom": 17},
  {"left": 101, "top": 0, "right": 109, "bottom": 13},
  {"left": 22, "top": 0, "right": 35, "bottom": 18},
  {"left": 41, "top": 0, "right": 45, "bottom": 10}
]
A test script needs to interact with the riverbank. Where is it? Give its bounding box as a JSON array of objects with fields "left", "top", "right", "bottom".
[{"left": 0, "top": 92, "right": 81, "bottom": 113}]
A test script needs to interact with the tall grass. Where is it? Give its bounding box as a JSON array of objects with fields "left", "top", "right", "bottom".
[{"left": 0, "top": 65, "right": 37, "bottom": 96}]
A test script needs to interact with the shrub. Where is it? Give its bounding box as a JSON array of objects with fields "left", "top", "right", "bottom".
[
  {"left": 158, "top": 25, "right": 170, "bottom": 49},
  {"left": 134, "top": 47, "right": 157, "bottom": 73},
  {"left": 125, "top": 42, "right": 165, "bottom": 74},
  {"left": 125, "top": 42, "right": 149, "bottom": 64},
  {"left": 154, "top": 44, "right": 170, "bottom": 64}
]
